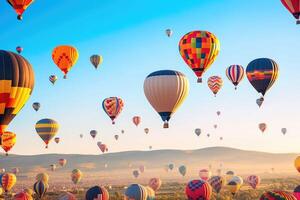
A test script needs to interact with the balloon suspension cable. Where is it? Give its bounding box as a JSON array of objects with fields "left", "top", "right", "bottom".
[
  {"left": 163, "top": 121, "right": 169, "bottom": 128},
  {"left": 197, "top": 77, "right": 202, "bottom": 83}
]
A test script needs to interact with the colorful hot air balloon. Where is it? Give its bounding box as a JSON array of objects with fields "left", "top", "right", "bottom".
[
  {"left": 90, "top": 130, "right": 97, "bottom": 138},
  {"left": 294, "top": 185, "right": 300, "bottom": 200},
  {"left": 246, "top": 175, "right": 260, "bottom": 189},
  {"left": 225, "top": 65, "right": 245, "bottom": 89},
  {"left": 1, "top": 131, "right": 16, "bottom": 156},
  {"left": 148, "top": 178, "right": 162, "bottom": 191},
  {"left": 52, "top": 45, "right": 79, "bottom": 79},
  {"left": 97, "top": 142, "right": 108, "bottom": 153},
  {"left": 114, "top": 135, "right": 119, "bottom": 140},
  {"left": 14, "top": 191, "right": 33, "bottom": 200},
  {"left": 295, "top": 156, "right": 300, "bottom": 173},
  {"left": 281, "top": 128, "right": 287, "bottom": 135},
  {"left": 179, "top": 31, "right": 220, "bottom": 83},
  {"left": 281, "top": 0, "right": 300, "bottom": 24},
  {"left": 165, "top": 29, "right": 173, "bottom": 37},
  {"left": 36, "top": 173, "right": 49, "bottom": 183},
  {"left": 1, "top": 173, "right": 17, "bottom": 192},
  {"left": 50, "top": 164, "right": 56, "bottom": 172},
  {"left": 0, "top": 50, "right": 34, "bottom": 134},
  {"left": 32, "top": 102, "right": 40, "bottom": 112},
  {"left": 144, "top": 128, "right": 149, "bottom": 134},
  {"left": 259, "top": 123, "right": 267, "bottom": 133},
  {"left": 144, "top": 70, "right": 189, "bottom": 128},
  {"left": 86, "top": 186, "right": 109, "bottom": 200},
  {"left": 208, "top": 176, "right": 225, "bottom": 193},
  {"left": 133, "top": 170, "right": 140, "bottom": 178},
  {"left": 102, "top": 97, "right": 124, "bottom": 124},
  {"left": 226, "top": 171, "right": 235, "bottom": 180},
  {"left": 35, "top": 118, "right": 59, "bottom": 148},
  {"left": 133, "top": 116, "right": 141, "bottom": 126},
  {"left": 58, "top": 192, "right": 77, "bottom": 200},
  {"left": 199, "top": 169, "right": 212, "bottom": 181},
  {"left": 59, "top": 158, "right": 67, "bottom": 167},
  {"left": 260, "top": 191, "right": 297, "bottom": 200},
  {"left": 227, "top": 181, "right": 241, "bottom": 196},
  {"left": 186, "top": 180, "right": 212, "bottom": 200},
  {"left": 49, "top": 75, "right": 58, "bottom": 85},
  {"left": 54, "top": 137, "right": 60, "bottom": 144},
  {"left": 71, "top": 169, "right": 82, "bottom": 184},
  {"left": 207, "top": 76, "right": 223, "bottom": 97},
  {"left": 230, "top": 176, "right": 243, "bottom": 185},
  {"left": 90, "top": 55, "right": 103, "bottom": 69},
  {"left": 33, "top": 181, "right": 48, "bottom": 199},
  {"left": 195, "top": 128, "right": 201, "bottom": 136},
  {"left": 16, "top": 46, "right": 23, "bottom": 54},
  {"left": 124, "top": 184, "right": 147, "bottom": 200},
  {"left": 246, "top": 58, "right": 279, "bottom": 104},
  {"left": 7, "top": 0, "right": 34, "bottom": 20},
  {"left": 179, "top": 165, "right": 187, "bottom": 177},
  {"left": 145, "top": 186, "right": 155, "bottom": 200}
]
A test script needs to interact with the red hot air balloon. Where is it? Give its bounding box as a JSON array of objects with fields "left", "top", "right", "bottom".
[
  {"left": 281, "top": 0, "right": 300, "bottom": 24},
  {"left": 97, "top": 142, "right": 107, "bottom": 153},
  {"left": 186, "top": 180, "right": 212, "bottom": 200},
  {"left": 132, "top": 116, "right": 141, "bottom": 126},
  {"left": 7, "top": 0, "right": 34, "bottom": 20}
]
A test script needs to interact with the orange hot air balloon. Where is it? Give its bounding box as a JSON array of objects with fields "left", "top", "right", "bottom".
[
  {"left": 1, "top": 173, "right": 17, "bottom": 192},
  {"left": 1, "top": 132, "right": 16, "bottom": 156},
  {"left": 294, "top": 156, "right": 300, "bottom": 173},
  {"left": 132, "top": 116, "right": 141, "bottom": 126},
  {"left": 52, "top": 45, "right": 79, "bottom": 79},
  {"left": 7, "top": 0, "right": 34, "bottom": 20}
]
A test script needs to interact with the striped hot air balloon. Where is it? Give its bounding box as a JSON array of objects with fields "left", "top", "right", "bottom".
[
  {"left": 52, "top": 45, "right": 79, "bottom": 79},
  {"left": 260, "top": 191, "right": 297, "bottom": 200},
  {"left": 124, "top": 184, "right": 148, "bottom": 200},
  {"left": 33, "top": 181, "right": 48, "bottom": 199},
  {"left": 145, "top": 186, "right": 155, "bottom": 200},
  {"left": 59, "top": 159, "right": 67, "bottom": 167},
  {"left": 35, "top": 118, "right": 59, "bottom": 148},
  {"left": 207, "top": 76, "right": 223, "bottom": 96},
  {"left": 7, "top": 0, "right": 34, "bottom": 20},
  {"left": 144, "top": 70, "right": 189, "bottom": 128},
  {"left": 102, "top": 97, "right": 124, "bottom": 124},
  {"left": 1, "top": 131, "right": 16, "bottom": 156},
  {"left": 1, "top": 173, "right": 17, "bottom": 192},
  {"left": 36, "top": 173, "right": 49, "bottom": 184},
  {"left": 185, "top": 180, "right": 212, "bottom": 200},
  {"left": 225, "top": 65, "right": 245, "bottom": 90},
  {"left": 246, "top": 175, "right": 260, "bottom": 189},
  {"left": 208, "top": 176, "right": 225, "bottom": 194},
  {"left": 0, "top": 50, "right": 34, "bottom": 135},
  {"left": 90, "top": 55, "right": 103, "bottom": 69},
  {"left": 179, "top": 31, "right": 220, "bottom": 83},
  {"left": 281, "top": 0, "right": 300, "bottom": 24}
]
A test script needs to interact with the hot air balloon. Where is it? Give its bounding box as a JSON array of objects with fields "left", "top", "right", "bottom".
[
  {"left": 133, "top": 170, "right": 140, "bottom": 178},
  {"left": 11, "top": 167, "right": 19, "bottom": 175},
  {"left": 208, "top": 176, "right": 225, "bottom": 194},
  {"left": 114, "top": 135, "right": 119, "bottom": 140},
  {"left": 58, "top": 159, "right": 67, "bottom": 167},
  {"left": 71, "top": 169, "right": 82, "bottom": 185},
  {"left": 52, "top": 45, "right": 79, "bottom": 79},
  {"left": 35, "top": 118, "right": 59, "bottom": 148},
  {"left": 259, "top": 123, "right": 267, "bottom": 133},
  {"left": 214, "top": 124, "right": 218, "bottom": 129},
  {"left": 226, "top": 171, "right": 235, "bottom": 180},
  {"left": 165, "top": 29, "right": 173, "bottom": 37},
  {"left": 179, "top": 165, "right": 187, "bottom": 177},
  {"left": 294, "top": 156, "right": 300, "bottom": 173},
  {"left": 90, "top": 130, "right": 97, "bottom": 138},
  {"left": 80, "top": 134, "right": 83, "bottom": 138},
  {"left": 14, "top": 191, "right": 33, "bottom": 200},
  {"left": 246, "top": 58, "right": 279, "bottom": 105},
  {"left": 179, "top": 31, "right": 220, "bottom": 83},
  {"left": 217, "top": 111, "right": 221, "bottom": 116},
  {"left": 7, "top": 0, "right": 34, "bottom": 20},
  {"left": 24, "top": 188, "right": 34, "bottom": 196},
  {"left": 281, "top": 128, "right": 287, "bottom": 135},
  {"left": 225, "top": 65, "right": 245, "bottom": 90},
  {"left": 148, "top": 178, "right": 162, "bottom": 191},
  {"left": 144, "top": 70, "right": 189, "bottom": 128},
  {"left": 256, "top": 97, "right": 264, "bottom": 107},
  {"left": 16, "top": 46, "right": 23, "bottom": 54},
  {"left": 246, "top": 175, "right": 260, "bottom": 189},
  {"left": 97, "top": 142, "right": 108, "bottom": 153},
  {"left": 144, "top": 128, "right": 149, "bottom": 134},
  {"left": 36, "top": 173, "right": 49, "bottom": 183},
  {"left": 294, "top": 185, "right": 300, "bottom": 200},
  {"left": 199, "top": 169, "right": 212, "bottom": 181},
  {"left": 260, "top": 191, "right": 297, "bottom": 200},
  {"left": 0, "top": 50, "right": 34, "bottom": 134},
  {"left": 281, "top": 0, "right": 300, "bottom": 24},
  {"left": 207, "top": 76, "right": 223, "bottom": 97},
  {"left": 58, "top": 192, "right": 76, "bottom": 200},
  {"left": 124, "top": 184, "right": 147, "bottom": 200},
  {"left": 49, "top": 75, "right": 58, "bottom": 85},
  {"left": 230, "top": 176, "right": 244, "bottom": 185},
  {"left": 168, "top": 163, "right": 175, "bottom": 171},
  {"left": 33, "top": 181, "right": 48, "bottom": 199},
  {"left": 121, "top": 130, "right": 125, "bottom": 134},
  {"left": 102, "top": 97, "right": 124, "bottom": 124},
  {"left": 186, "top": 180, "right": 212, "bottom": 200},
  {"left": 32, "top": 102, "right": 40, "bottom": 112},
  {"left": 132, "top": 116, "right": 141, "bottom": 126},
  {"left": 50, "top": 164, "right": 56, "bottom": 172},
  {"left": 195, "top": 128, "right": 201, "bottom": 136},
  {"left": 207, "top": 134, "right": 210, "bottom": 137},
  {"left": 1, "top": 131, "right": 16, "bottom": 156},
  {"left": 54, "top": 137, "right": 60, "bottom": 144},
  {"left": 145, "top": 186, "right": 155, "bottom": 200},
  {"left": 86, "top": 186, "right": 109, "bottom": 200},
  {"left": 1, "top": 173, "right": 17, "bottom": 192},
  {"left": 0, "top": 168, "right": 5, "bottom": 173},
  {"left": 139, "top": 165, "right": 145, "bottom": 173},
  {"left": 90, "top": 55, "right": 103, "bottom": 69},
  {"left": 227, "top": 181, "right": 241, "bottom": 196}
]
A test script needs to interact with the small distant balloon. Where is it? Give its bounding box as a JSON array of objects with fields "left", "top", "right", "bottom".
[
  {"left": 195, "top": 128, "right": 201, "bottom": 136},
  {"left": 207, "top": 76, "right": 223, "bottom": 97},
  {"left": 90, "top": 130, "right": 97, "bottom": 138},
  {"left": 114, "top": 135, "right": 119, "bottom": 140},
  {"left": 16, "top": 46, "right": 23, "bottom": 54},
  {"left": 133, "top": 170, "right": 140, "bottom": 178},
  {"left": 259, "top": 123, "right": 267, "bottom": 133},
  {"left": 256, "top": 98, "right": 264, "bottom": 107},
  {"left": 139, "top": 165, "right": 145, "bottom": 173},
  {"left": 58, "top": 159, "right": 67, "bottom": 167},
  {"left": 71, "top": 169, "right": 82, "bottom": 184},
  {"left": 90, "top": 54, "right": 103, "bottom": 69},
  {"left": 179, "top": 165, "right": 187, "bottom": 177},
  {"left": 32, "top": 102, "right": 40, "bottom": 112},
  {"left": 214, "top": 124, "right": 217, "bottom": 129},
  {"left": 217, "top": 111, "right": 221, "bottom": 116},
  {"left": 144, "top": 128, "right": 149, "bottom": 134},
  {"left": 132, "top": 116, "right": 141, "bottom": 126},
  {"left": 54, "top": 137, "right": 60, "bottom": 144},
  {"left": 121, "top": 130, "right": 125, "bottom": 134},
  {"left": 281, "top": 128, "right": 287, "bottom": 135},
  {"left": 49, "top": 75, "right": 58, "bottom": 85},
  {"left": 80, "top": 134, "right": 83, "bottom": 138},
  {"left": 165, "top": 29, "right": 173, "bottom": 37}
]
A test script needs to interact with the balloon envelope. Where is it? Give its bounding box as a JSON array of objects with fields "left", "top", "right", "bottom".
[{"left": 186, "top": 179, "right": 212, "bottom": 200}]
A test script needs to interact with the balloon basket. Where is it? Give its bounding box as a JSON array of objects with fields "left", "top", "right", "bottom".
[
  {"left": 297, "top": 20, "right": 300, "bottom": 25},
  {"left": 163, "top": 122, "right": 169, "bottom": 128},
  {"left": 197, "top": 78, "right": 202, "bottom": 83},
  {"left": 63, "top": 75, "right": 67, "bottom": 79}
]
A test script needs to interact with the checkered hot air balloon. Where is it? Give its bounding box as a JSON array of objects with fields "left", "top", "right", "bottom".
[
  {"left": 185, "top": 179, "right": 212, "bottom": 200},
  {"left": 86, "top": 186, "right": 109, "bottom": 200},
  {"left": 246, "top": 175, "right": 260, "bottom": 189},
  {"left": 102, "top": 97, "right": 124, "bottom": 125},
  {"left": 179, "top": 31, "right": 220, "bottom": 83},
  {"left": 207, "top": 76, "right": 223, "bottom": 97},
  {"left": 208, "top": 176, "right": 225, "bottom": 194},
  {"left": 225, "top": 65, "right": 244, "bottom": 90}
]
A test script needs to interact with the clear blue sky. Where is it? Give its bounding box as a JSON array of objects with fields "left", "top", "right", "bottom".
[{"left": 0, "top": 0, "right": 299, "bottom": 155}]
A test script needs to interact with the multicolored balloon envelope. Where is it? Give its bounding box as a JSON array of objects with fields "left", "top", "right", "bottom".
[
  {"left": 144, "top": 70, "right": 189, "bottom": 128},
  {"left": 281, "top": 0, "right": 300, "bottom": 24},
  {"left": 148, "top": 177, "right": 162, "bottom": 191},
  {"left": 35, "top": 118, "right": 59, "bottom": 148},
  {"left": 86, "top": 186, "right": 109, "bottom": 200},
  {"left": 49, "top": 75, "right": 58, "bottom": 85},
  {"left": 36, "top": 173, "right": 49, "bottom": 183},
  {"left": 124, "top": 184, "right": 147, "bottom": 200},
  {"left": 33, "top": 180, "right": 48, "bottom": 199},
  {"left": 199, "top": 169, "right": 212, "bottom": 181},
  {"left": 246, "top": 175, "right": 260, "bottom": 189},
  {"left": 1, "top": 173, "right": 16, "bottom": 192},
  {"left": 207, "top": 76, "right": 223, "bottom": 96},
  {"left": 14, "top": 191, "right": 33, "bottom": 200},
  {"left": 225, "top": 65, "right": 244, "bottom": 89},
  {"left": 185, "top": 179, "right": 212, "bottom": 200},
  {"left": 58, "top": 192, "right": 77, "bottom": 200},
  {"left": 71, "top": 169, "right": 82, "bottom": 184},
  {"left": 90, "top": 55, "right": 103, "bottom": 69},
  {"left": 208, "top": 176, "right": 225, "bottom": 193},
  {"left": 260, "top": 191, "right": 297, "bottom": 200},
  {"left": 179, "top": 31, "right": 220, "bottom": 82},
  {"left": 102, "top": 97, "right": 124, "bottom": 124},
  {"left": 7, "top": 0, "right": 34, "bottom": 20},
  {"left": 59, "top": 158, "right": 67, "bottom": 167},
  {"left": 1, "top": 131, "right": 16, "bottom": 156}
]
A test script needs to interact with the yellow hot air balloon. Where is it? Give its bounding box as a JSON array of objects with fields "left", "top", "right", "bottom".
[
  {"left": 1, "top": 173, "right": 17, "bottom": 192},
  {"left": 52, "top": 45, "right": 79, "bottom": 79},
  {"left": 227, "top": 181, "right": 241, "bottom": 196},
  {"left": 295, "top": 156, "right": 300, "bottom": 173},
  {"left": 36, "top": 173, "right": 49, "bottom": 184},
  {"left": 71, "top": 169, "right": 82, "bottom": 184},
  {"left": 35, "top": 118, "right": 59, "bottom": 148},
  {"left": 144, "top": 70, "right": 189, "bottom": 128}
]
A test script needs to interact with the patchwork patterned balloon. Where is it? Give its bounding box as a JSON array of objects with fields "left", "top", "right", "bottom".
[
  {"left": 207, "top": 76, "right": 223, "bottom": 96},
  {"left": 185, "top": 179, "right": 212, "bottom": 200},
  {"left": 102, "top": 97, "right": 124, "bottom": 124},
  {"left": 260, "top": 191, "right": 297, "bottom": 200},
  {"left": 179, "top": 31, "right": 220, "bottom": 82},
  {"left": 208, "top": 176, "right": 225, "bottom": 193},
  {"left": 246, "top": 175, "right": 260, "bottom": 189},
  {"left": 225, "top": 65, "right": 244, "bottom": 89}
]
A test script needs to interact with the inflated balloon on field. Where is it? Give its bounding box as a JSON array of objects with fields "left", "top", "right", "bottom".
[
  {"left": 185, "top": 180, "right": 212, "bottom": 200},
  {"left": 86, "top": 186, "right": 109, "bottom": 200},
  {"left": 124, "top": 184, "right": 147, "bottom": 200},
  {"left": 33, "top": 181, "right": 48, "bottom": 199}
]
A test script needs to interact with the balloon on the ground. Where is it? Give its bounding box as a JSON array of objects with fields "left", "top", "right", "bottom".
[
  {"left": 168, "top": 163, "right": 175, "bottom": 171},
  {"left": 199, "top": 169, "right": 212, "bottom": 181},
  {"left": 36, "top": 173, "right": 49, "bottom": 183},
  {"left": 179, "top": 165, "right": 187, "bottom": 177},
  {"left": 58, "top": 192, "right": 77, "bottom": 200},
  {"left": 227, "top": 181, "right": 241, "bottom": 196},
  {"left": 185, "top": 179, "right": 212, "bottom": 200},
  {"left": 133, "top": 170, "right": 140, "bottom": 178},
  {"left": 260, "top": 191, "right": 297, "bottom": 200},
  {"left": 11, "top": 167, "right": 19, "bottom": 175},
  {"left": 1, "top": 173, "right": 16, "bottom": 192},
  {"left": 86, "top": 186, "right": 109, "bottom": 200},
  {"left": 148, "top": 177, "right": 162, "bottom": 191},
  {"left": 247, "top": 175, "right": 260, "bottom": 189},
  {"left": 71, "top": 169, "right": 82, "bottom": 184},
  {"left": 145, "top": 186, "right": 155, "bottom": 200},
  {"left": 33, "top": 181, "right": 48, "bottom": 199},
  {"left": 294, "top": 185, "right": 300, "bottom": 200},
  {"left": 208, "top": 176, "right": 225, "bottom": 193},
  {"left": 50, "top": 164, "right": 56, "bottom": 171},
  {"left": 139, "top": 165, "right": 145, "bottom": 173},
  {"left": 13, "top": 191, "right": 33, "bottom": 200},
  {"left": 124, "top": 184, "right": 147, "bottom": 200}
]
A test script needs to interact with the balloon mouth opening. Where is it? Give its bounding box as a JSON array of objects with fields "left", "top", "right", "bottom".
[
  {"left": 197, "top": 77, "right": 202, "bottom": 83},
  {"left": 17, "top": 15, "right": 22, "bottom": 20},
  {"left": 163, "top": 122, "right": 169, "bottom": 128}
]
